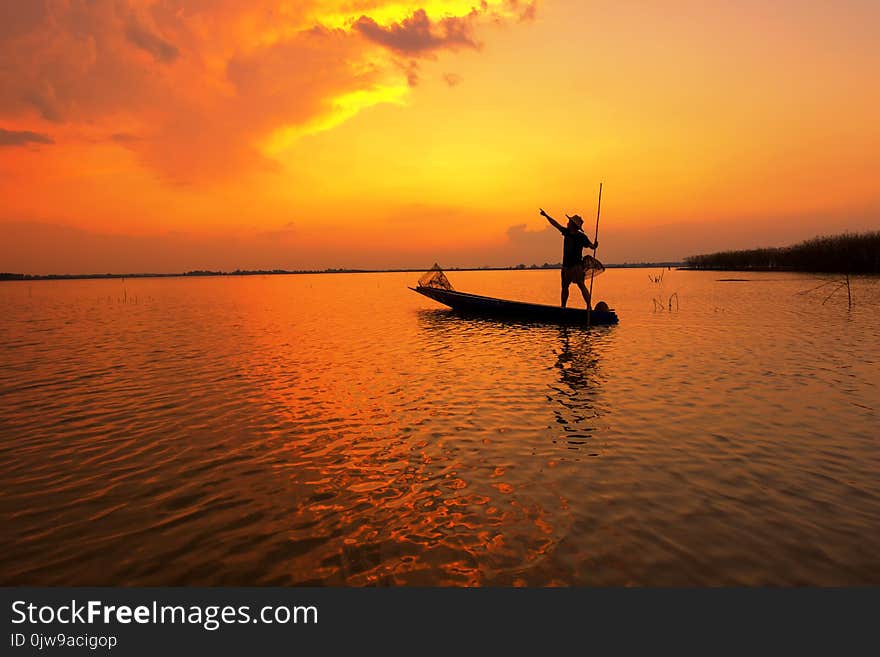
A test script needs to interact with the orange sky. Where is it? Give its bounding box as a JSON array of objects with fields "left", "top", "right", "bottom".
[{"left": 1, "top": 0, "right": 878, "bottom": 273}]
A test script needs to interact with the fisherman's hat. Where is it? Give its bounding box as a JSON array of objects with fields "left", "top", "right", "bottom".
[{"left": 566, "top": 214, "right": 584, "bottom": 230}]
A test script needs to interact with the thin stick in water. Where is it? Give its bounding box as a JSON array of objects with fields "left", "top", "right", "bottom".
[{"left": 587, "top": 182, "right": 603, "bottom": 327}]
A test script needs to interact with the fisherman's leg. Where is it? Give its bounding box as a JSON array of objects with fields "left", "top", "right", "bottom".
[
  {"left": 576, "top": 281, "right": 591, "bottom": 309},
  {"left": 560, "top": 268, "right": 570, "bottom": 308}
]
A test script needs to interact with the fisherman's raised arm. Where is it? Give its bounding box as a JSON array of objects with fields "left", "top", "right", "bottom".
[{"left": 539, "top": 208, "right": 566, "bottom": 233}]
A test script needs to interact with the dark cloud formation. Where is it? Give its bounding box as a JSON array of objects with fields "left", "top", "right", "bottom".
[
  {"left": 0, "top": 128, "right": 53, "bottom": 146},
  {"left": 354, "top": 9, "right": 480, "bottom": 56},
  {"left": 124, "top": 19, "right": 179, "bottom": 63}
]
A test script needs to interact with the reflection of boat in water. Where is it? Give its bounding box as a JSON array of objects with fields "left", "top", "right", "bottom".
[
  {"left": 414, "top": 304, "right": 609, "bottom": 454},
  {"left": 410, "top": 285, "right": 619, "bottom": 326}
]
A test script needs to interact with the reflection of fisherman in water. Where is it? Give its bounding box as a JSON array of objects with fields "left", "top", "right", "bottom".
[
  {"left": 414, "top": 310, "right": 607, "bottom": 451},
  {"left": 550, "top": 328, "right": 604, "bottom": 449}
]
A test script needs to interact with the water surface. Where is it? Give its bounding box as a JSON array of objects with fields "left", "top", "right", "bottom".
[{"left": 1, "top": 269, "right": 878, "bottom": 585}]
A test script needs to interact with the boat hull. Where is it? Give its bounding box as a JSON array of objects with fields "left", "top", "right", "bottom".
[{"left": 411, "top": 286, "right": 619, "bottom": 326}]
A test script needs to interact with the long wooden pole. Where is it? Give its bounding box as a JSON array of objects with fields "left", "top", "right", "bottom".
[{"left": 587, "top": 182, "right": 603, "bottom": 326}]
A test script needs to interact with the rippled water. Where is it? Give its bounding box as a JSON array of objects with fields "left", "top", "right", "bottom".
[{"left": 1, "top": 269, "right": 878, "bottom": 585}]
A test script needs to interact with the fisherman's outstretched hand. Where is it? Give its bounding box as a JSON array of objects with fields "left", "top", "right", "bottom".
[{"left": 539, "top": 208, "right": 548, "bottom": 217}]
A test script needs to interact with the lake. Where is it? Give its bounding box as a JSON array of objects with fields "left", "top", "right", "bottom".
[{"left": 1, "top": 268, "right": 878, "bottom": 585}]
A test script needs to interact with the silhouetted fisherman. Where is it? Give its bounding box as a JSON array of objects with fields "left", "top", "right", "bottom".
[{"left": 540, "top": 208, "right": 598, "bottom": 309}]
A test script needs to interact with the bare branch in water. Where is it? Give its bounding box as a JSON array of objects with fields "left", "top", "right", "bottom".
[
  {"left": 795, "top": 279, "right": 840, "bottom": 296},
  {"left": 822, "top": 282, "right": 847, "bottom": 305}
]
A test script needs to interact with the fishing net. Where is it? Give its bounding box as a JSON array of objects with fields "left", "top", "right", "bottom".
[
  {"left": 418, "top": 263, "right": 454, "bottom": 290},
  {"left": 582, "top": 254, "right": 606, "bottom": 278}
]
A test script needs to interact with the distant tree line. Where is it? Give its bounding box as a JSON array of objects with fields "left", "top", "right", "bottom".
[{"left": 684, "top": 231, "right": 880, "bottom": 274}]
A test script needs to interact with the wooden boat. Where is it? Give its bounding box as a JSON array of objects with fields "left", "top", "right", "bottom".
[{"left": 410, "top": 285, "right": 619, "bottom": 326}]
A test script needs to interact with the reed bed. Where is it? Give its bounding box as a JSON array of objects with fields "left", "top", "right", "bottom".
[{"left": 684, "top": 231, "right": 880, "bottom": 273}]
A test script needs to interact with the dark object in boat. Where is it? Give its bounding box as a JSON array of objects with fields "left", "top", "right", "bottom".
[{"left": 411, "top": 285, "right": 619, "bottom": 325}]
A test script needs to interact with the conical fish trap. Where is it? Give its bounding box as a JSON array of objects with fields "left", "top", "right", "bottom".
[{"left": 418, "top": 263, "right": 454, "bottom": 290}]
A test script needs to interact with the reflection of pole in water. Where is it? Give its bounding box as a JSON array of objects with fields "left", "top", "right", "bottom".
[{"left": 551, "top": 328, "right": 603, "bottom": 451}]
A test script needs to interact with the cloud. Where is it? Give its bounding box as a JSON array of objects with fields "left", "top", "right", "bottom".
[
  {"left": 109, "top": 132, "right": 140, "bottom": 143},
  {"left": 505, "top": 0, "right": 538, "bottom": 23},
  {"left": 0, "top": 128, "right": 53, "bottom": 146},
  {"left": 519, "top": 4, "right": 537, "bottom": 23},
  {"left": 0, "top": 0, "right": 48, "bottom": 43},
  {"left": 353, "top": 9, "right": 480, "bottom": 56},
  {"left": 0, "top": 1, "right": 169, "bottom": 124},
  {"left": 124, "top": 19, "right": 179, "bottom": 63},
  {"left": 0, "top": 1, "right": 535, "bottom": 182},
  {"left": 443, "top": 73, "right": 463, "bottom": 87},
  {"left": 404, "top": 61, "right": 421, "bottom": 87}
]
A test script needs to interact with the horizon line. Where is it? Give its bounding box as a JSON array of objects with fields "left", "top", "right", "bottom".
[{"left": 0, "top": 262, "right": 685, "bottom": 282}]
